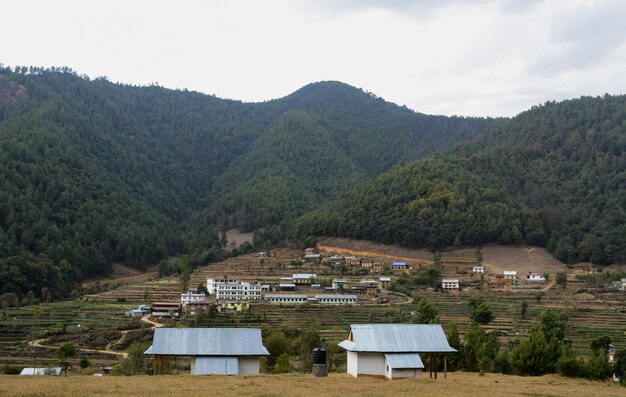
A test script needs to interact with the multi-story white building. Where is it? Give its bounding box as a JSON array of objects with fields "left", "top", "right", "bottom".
[
  {"left": 442, "top": 279, "right": 460, "bottom": 290},
  {"left": 181, "top": 291, "right": 207, "bottom": 305},
  {"left": 214, "top": 281, "right": 263, "bottom": 301},
  {"left": 207, "top": 277, "right": 238, "bottom": 294},
  {"left": 472, "top": 266, "right": 485, "bottom": 274}
]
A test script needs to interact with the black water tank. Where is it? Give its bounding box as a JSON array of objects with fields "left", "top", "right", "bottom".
[{"left": 312, "top": 348, "right": 327, "bottom": 365}]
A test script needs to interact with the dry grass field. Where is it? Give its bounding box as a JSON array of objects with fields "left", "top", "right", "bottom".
[{"left": 0, "top": 372, "right": 622, "bottom": 397}]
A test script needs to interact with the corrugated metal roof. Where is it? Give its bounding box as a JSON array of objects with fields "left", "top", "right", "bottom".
[
  {"left": 145, "top": 328, "right": 269, "bottom": 356},
  {"left": 385, "top": 353, "right": 424, "bottom": 369},
  {"left": 20, "top": 368, "right": 62, "bottom": 376},
  {"left": 265, "top": 294, "right": 307, "bottom": 299},
  {"left": 315, "top": 294, "right": 358, "bottom": 300},
  {"left": 339, "top": 324, "right": 457, "bottom": 353}
]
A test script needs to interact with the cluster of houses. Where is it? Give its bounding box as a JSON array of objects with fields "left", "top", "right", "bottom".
[
  {"left": 143, "top": 323, "right": 457, "bottom": 379},
  {"left": 441, "top": 268, "right": 550, "bottom": 292},
  {"left": 301, "top": 248, "right": 411, "bottom": 274},
  {"left": 143, "top": 273, "right": 395, "bottom": 318}
]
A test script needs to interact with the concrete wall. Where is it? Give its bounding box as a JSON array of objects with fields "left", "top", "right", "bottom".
[
  {"left": 388, "top": 368, "right": 421, "bottom": 379},
  {"left": 355, "top": 352, "right": 386, "bottom": 377},
  {"left": 347, "top": 351, "right": 359, "bottom": 377},
  {"left": 238, "top": 357, "right": 260, "bottom": 375}
]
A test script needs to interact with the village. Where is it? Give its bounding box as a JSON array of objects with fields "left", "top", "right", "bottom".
[
  {"left": 124, "top": 246, "right": 622, "bottom": 320},
  {"left": 4, "top": 241, "right": 626, "bottom": 382}
]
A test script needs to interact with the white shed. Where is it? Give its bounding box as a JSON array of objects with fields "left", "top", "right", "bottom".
[
  {"left": 338, "top": 324, "right": 456, "bottom": 380},
  {"left": 145, "top": 328, "right": 269, "bottom": 375}
]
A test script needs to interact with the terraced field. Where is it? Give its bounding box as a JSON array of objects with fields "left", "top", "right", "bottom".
[{"left": 3, "top": 243, "right": 625, "bottom": 371}]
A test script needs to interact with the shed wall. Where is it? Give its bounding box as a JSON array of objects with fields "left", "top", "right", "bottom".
[
  {"left": 238, "top": 357, "right": 260, "bottom": 375},
  {"left": 356, "top": 352, "right": 385, "bottom": 376},
  {"left": 347, "top": 351, "right": 359, "bottom": 377}
]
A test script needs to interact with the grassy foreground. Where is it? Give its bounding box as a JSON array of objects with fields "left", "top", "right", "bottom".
[{"left": 0, "top": 372, "right": 621, "bottom": 397}]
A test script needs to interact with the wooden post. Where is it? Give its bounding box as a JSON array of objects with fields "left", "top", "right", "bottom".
[
  {"left": 434, "top": 354, "right": 438, "bottom": 379},
  {"left": 429, "top": 353, "right": 432, "bottom": 378},
  {"left": 444, "top": 353, "right": 447, "bottom": 379}
]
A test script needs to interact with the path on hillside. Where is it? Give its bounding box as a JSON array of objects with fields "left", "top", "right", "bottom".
[
  {"left": 26, "top": 315, "right": 164, "bottom": 359},
  {"left": 140, "top": 314, "right": 164, "bottom": 328},
  {"left": 29, "top": 337, "right": 128, "bottom": 358}
]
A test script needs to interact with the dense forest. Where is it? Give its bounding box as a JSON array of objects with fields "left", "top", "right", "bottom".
[
  {"left": 0, "top": 65, "right": 489, "bottom": 299},
  {"left": 290, "top": 95, "right": 626, "bottom": 265}
]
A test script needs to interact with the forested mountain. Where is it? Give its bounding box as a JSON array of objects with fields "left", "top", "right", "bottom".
[
  {"left": 0, "top": 66, "right": 489, "bottom": 298},
  {"left": 290, "top": 95, "right": 626, "bottom": 265}
]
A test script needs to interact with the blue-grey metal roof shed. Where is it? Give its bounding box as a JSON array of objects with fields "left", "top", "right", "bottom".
[
  {"left": 338, "top": 324, "right": 457, "bottom": 353},
  {"left": 145, "top": 328, "right": 269, "bottom": 356}
]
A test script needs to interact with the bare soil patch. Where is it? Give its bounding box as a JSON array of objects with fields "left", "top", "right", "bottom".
[
  {"left": 318, "top": 237, "right": 433, "bottom": 263},
  {"left": 480, "top": 245, "right": 568, "bottom": 275},
  {"left": 225, "top": 228, "right": 254, "bottom": 247}
]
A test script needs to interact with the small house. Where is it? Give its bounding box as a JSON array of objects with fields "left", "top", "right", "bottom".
[
  {"left": 332, "top": 279, "right": 348, "bottom": 289},
  {"left": 303, "top": 254, "right": 322, "bottom": 263},
  {"left": 338, "top": 324, "right": 457, "bottom": 379},
  {"left": 345, "top": 256, "right": 362, "bottom": 266},
  {"left": 503, "top": 271, "right": 518, "bottom": 281},
  {"left": 145, "top": 328, "right": 269, "bottom": 375},
  {"left": 526, "top": 272, "right": 546, "bottom": 282},
  {"left": 278, "top": 283, "right": 296, "bottom": 291},
  {"left": 151, "top": 302, "right": 182, "bottom": 317},
  {"left": 442, "top": 279, "right": 460, "bottom": 291},
  {"left": 372, "top": 263, "right": 384, "bottom": 273},
  {"left": 351, "top": 285, "right": 368, "bottom": 295},
  {"left": 293, "top": 273, "right": 317, "bottom": 285},
  {"left": 392, "top": 262, "right": 408, "bottom": 270},
  {"left": 361, "top": 258, "right": 374, "bottom": 268},
  {"left": 378, "top": 277, "right": 391, "bottom": 289},
  {"left": 258, "top": 252, "right": 268, "bottom": 258},
  {"left": 185, "top": 301, "right": 213, "bottom": 316},
  {"left": 472, "top": 266, "right": 485, "bottom": 274},
  {"left": 304, "top": 247, "right": 317, "bottom": 255}
]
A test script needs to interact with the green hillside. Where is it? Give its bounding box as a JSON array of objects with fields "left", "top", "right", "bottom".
[
  {"left": 0, "top": 66, "right": 489, "bottom": 298},
  {"left": 290, "top": 95, "right": 626, "bottom": 265}
]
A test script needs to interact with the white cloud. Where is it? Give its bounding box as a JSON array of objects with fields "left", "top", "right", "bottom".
[{"left": 1, "top": 0, "right": 625, "bottom": 117}]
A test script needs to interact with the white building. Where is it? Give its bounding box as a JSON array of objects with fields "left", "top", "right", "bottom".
[
  {"left": 332, "top": 279, "right": 348, "bottom": 289},
  {"left": 472, "top": 266, "right": 485, "bottom": 274},
  {"left": 338, "top": 324, "right": 457, "bottom": 380},
  {"left": 503, "top": 270, "right": 518, "bottom": 280},
  {"left": 207, "top": 277, "right": 238, "bottom": 294},
  {"left": 145, "top": 328, "right": 269, "bottom": 375},
  {"left": 526, "top": 272, "right": 546, "bottom": 282},
  {"left": 265, "top": 294, "right": 308, "bottom": 304},
  {"left": 293, "top": 273, "right": 317, "bottom": 285},
  {"left": 315, "top": 294, "right": 358, "bottom": 304},
  {"left": 181, "top": 291, "right": 207, "bottom": 305},
  {"left": 215, "top": 281, "right": 263, "bottom": 301},
  {"left": 442, "top": 279, "right": 460, "bottom": 290}
]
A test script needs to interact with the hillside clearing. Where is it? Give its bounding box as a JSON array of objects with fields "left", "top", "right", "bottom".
[{"left": 0, "top": 372, "right": 621, "bottom": 397}]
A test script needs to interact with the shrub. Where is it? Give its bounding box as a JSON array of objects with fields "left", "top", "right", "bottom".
[{"left": 2, "top": 364, "right": 21, "bottom": 375}]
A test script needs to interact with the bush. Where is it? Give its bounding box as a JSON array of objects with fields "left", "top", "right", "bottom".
[
  {"left": 2, "top": 364, "right": 21, "bottom": 375},
  {"left": 556, "top": 346, "right": 586, "bottom": 378}
]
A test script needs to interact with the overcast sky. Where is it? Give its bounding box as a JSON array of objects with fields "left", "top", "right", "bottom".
[{"left": 2, "top": 0, "right": 625, "bottom": 117}]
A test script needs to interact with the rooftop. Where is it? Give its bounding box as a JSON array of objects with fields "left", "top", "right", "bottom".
[
  {"left": 145, "top": 328, "right": 268, "bottom": 356},
  {"left": 339, "top": 324, "right": 457, "bottom": 353}
]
